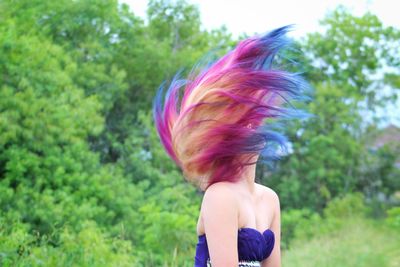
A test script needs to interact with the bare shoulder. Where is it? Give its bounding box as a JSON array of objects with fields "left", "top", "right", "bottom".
[
  {"left": 255, "top": 183, "right": 280, "bottom": 207},
  {"left": 198, "top": 182, "right": 239, "bottom": 234},
  {"left": 202, "top": 181, "right": 238, "bottom": 208}
]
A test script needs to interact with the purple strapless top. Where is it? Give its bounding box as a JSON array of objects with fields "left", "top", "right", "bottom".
[{"left": 194, "top": 228, "right": 275, "bottom": 266}]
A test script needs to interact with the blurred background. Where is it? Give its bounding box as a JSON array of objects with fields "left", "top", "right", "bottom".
[{"left": 0, "top": 0, "right": 399, "bottom": 266}]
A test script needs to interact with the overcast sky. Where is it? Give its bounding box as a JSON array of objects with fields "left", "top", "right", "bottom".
[
  {"left": 122, "top": 0, "right": 399, "bottom": 127},
  {"left": 123, "top": 0, "right": 399, "bottom": 38}
]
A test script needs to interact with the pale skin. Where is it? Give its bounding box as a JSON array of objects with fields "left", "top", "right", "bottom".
[{"left": 196, "top": 155, "right": 281, "bottom": 267}]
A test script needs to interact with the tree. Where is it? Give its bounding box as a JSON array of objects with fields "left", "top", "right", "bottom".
[{"left": 264, "top": 6, "right": 400, "bottom": 211}]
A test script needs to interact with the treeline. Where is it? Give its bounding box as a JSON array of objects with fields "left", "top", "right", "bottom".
[{"left": 0, "top": 0, "right": 399, "bottom": 266}]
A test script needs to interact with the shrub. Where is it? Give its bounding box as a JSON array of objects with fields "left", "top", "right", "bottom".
[
  {"left": 0, "top": 220, "right": 138, "bottom": 267},
  {"left": 385, "top": 206, "right": 400, "bottom": 229}
]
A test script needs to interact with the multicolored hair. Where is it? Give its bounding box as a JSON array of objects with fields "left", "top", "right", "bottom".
[{"left": 152, "top": 25, "right": 309, "bottom": 190}]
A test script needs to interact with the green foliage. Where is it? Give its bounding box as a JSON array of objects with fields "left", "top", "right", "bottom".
[
  {"left": 358, "top": 142, "right": 400, "bottom": 198},
  {"left": 266, "top": 6, "right": 400, "bottom": 211},
  {"left": 304, "top": 5, "right": 399, "bottom": 104},
  {"left": 0, "top": 219, "right": 138, "bottom": 267},
  {"left": 323, "top": 193, "right": 367, "bottom": 218},
  {"left": 386, "top": 207, "right": 400, "bottom": 229},
  {"left": 3, "top": 0, "right": 128, "bottom": 113},
  {"left": 0, "top": 0, "right": 211, "bottom": 263},
  {"left": 281, "top": 208, "right": 318, "bottom": 249},
  {"left": 281, "top": 193, "right": 369, "bottom": 249}
]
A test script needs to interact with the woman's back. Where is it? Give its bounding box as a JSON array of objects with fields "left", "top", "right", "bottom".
[{"left": 194, "top": 180, "right": 281, "bottom": 266}]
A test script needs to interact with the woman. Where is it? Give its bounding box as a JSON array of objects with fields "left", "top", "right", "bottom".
[{"left": 153, "top": 25, "right": 308, "bottom": 267}]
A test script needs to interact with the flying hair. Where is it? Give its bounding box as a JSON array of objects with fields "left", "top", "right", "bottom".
[{"left": 152, "top": 25, "right": 310, "bottom": 190}]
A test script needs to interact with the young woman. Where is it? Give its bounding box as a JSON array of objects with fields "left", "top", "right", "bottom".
[{"left": 153, "top": 25, "right": 308, "bottom": 267}]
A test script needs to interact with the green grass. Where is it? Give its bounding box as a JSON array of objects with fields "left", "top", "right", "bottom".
[{"left": 283, "top": 217, "right": 400, "bottom": 267}]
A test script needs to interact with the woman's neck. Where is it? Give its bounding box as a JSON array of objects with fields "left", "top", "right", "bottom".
[{"left": 237, "top": 161, "right": 257, "bottom": 194}]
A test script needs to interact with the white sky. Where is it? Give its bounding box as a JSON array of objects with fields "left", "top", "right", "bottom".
[
  {"left": 122, "top": 0, "right": 400, "bottom": 127},
  {"left": 123, "top": 0, "right": 400, "bottom": 38}
]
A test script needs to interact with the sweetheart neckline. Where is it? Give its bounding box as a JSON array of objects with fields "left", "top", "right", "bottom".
[{"left": 198, "top": 227, "right": 273, "bottom": 238}]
